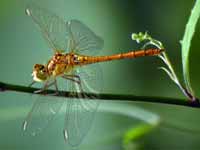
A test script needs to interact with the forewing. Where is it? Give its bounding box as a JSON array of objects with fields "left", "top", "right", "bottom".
[
  {"left": 63, "top": 64, "right": 103, "bottom": 146},
  {"left": 23, "top": 94, "right": 63, "bottom": 136},
  {"left": 67, "top": 20, "right": 104, "bottom": 55},
  {"left": 26, "top": 3, "right": 70, "bottom": 52}
]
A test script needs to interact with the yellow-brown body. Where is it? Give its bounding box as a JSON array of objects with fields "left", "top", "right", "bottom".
[{"left": 46, "top": 48, "right": 163, "bottom": 78}]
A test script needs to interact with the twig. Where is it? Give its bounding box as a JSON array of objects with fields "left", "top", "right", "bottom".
[{"left": 0, "top": 81, "right": 200, "bottom": 108}]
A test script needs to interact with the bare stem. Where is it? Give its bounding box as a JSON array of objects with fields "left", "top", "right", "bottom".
[
  {"left": 0, "top": 81, "right": 200, "bottom": 108},
  {"left": 132, "top": 32, "right": 198, "bottom": 103},
  {"left": 161, "top": 52, "right": 197, "bottom": 102}
]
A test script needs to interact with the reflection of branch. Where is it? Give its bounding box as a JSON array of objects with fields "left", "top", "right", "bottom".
[{"left": 0, "top": 81, "right": 200, "bottom": 108}]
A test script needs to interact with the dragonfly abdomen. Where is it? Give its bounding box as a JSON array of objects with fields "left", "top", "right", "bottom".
[{"left": 83, "top": 48, "right": 163, "bottom": 65}]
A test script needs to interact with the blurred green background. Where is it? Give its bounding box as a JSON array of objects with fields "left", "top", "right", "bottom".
[{"left": 0, "top": 0, "right": 200, "bottom": 149}]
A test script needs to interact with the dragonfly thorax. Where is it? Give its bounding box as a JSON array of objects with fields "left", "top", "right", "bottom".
[{"left": 47, "top": 52, "right": 76, "bottom": 77}]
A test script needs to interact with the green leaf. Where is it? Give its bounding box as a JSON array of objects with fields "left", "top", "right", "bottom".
[
  {"left": 123, "top": 124, "right": 155, "bottom": 145},
  {"left": 181, "top": 0, "right": 200, "bottom": 94}
]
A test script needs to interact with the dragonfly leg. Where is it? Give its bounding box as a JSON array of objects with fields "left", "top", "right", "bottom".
[
  {"left": 44, "top": 79, "right": 59, "bottom": 96},
  {"left": 34, "top": 80, "right": 58, "bottom": 95},
  {"left": 62, "top": 74, "right": 80, "bottom": 79},
  {"left": 48, "top": 79, "right": 59, "bottom": 96},
  {"left": 62, "top": 74, "right": 84, "bottom": 94},
  {"left": 34, "top": 81, "right": 49, "bottom": 94},
  {"left": 62, "top": 74, "right": 81, "bottom": 85},
  {"left": 54, "top": 79, "right": 59, "bottom": 94},
  {"left": 28, "top": 81, "right": 36, "bottom": 87}
]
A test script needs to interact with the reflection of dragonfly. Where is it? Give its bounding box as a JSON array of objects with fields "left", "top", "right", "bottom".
[{"left": 23, "top": 3, "right": 163, "bottom": 147}]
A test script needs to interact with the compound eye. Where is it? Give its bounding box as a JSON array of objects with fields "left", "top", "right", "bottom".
[
  {"left": 34, "top": 64, "right": 39, "bottom": 69},
  {"left": 40, "top": 65, "right": 45, "bottom": 70}
]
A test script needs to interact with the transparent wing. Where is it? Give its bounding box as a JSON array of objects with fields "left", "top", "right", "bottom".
[
  {"left": 26, "top": 3, "right": 70, "bottom": 52},
  {"left": 67, "top": 20, "right": 104, "bottom": 55},
  {"left": 63, "top": 64, "right": 103, "bottom": 146},
  {"left": 26, "top": 3, "right": 104, "bottom": 54},
  {"left": 23, "top": 92, "right": 63, "bottom": 136},
  {"left": 76, "top": 64, "right": 103, "bottom": 93}
]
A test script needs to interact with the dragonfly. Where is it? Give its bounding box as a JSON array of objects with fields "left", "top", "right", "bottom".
[{"left": 23, "top": 3, "right": 163, "bottom": 147}]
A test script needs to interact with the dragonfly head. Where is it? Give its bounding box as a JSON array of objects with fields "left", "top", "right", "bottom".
[{"left": 32, "top": 64, "right": 49, "bottom": 82}]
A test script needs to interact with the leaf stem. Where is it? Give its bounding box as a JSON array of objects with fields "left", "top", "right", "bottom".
[
  {"left": 0, "top": 81, "right": 200, "bottom": 108},
  {"left": 161, "top": 52, "right": 197, "bottom": 102},
  {"left": 132, "top": 32, "right": 198, "bottom": 103}
]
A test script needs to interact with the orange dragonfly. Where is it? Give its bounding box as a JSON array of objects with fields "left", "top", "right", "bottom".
[{"left": 23, "top": 3, "right": 163, "bottom": 147}]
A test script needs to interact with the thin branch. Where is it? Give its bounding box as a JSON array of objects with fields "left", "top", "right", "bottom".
[{"left": 0, "top": 81, "right": 200, "bottom": 108}]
